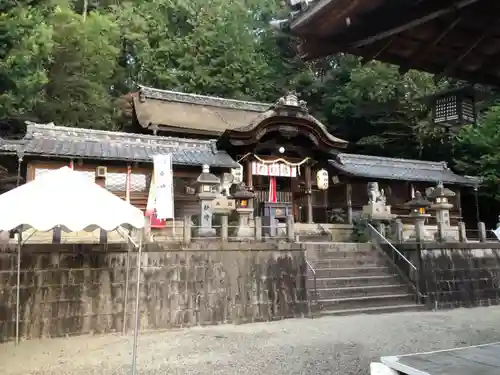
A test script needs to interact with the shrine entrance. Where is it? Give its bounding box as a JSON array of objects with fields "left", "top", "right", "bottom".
[{"left": 216, "top": 92, "right": 348, "bottom": 224}]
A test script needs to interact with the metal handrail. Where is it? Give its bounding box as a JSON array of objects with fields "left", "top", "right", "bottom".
[
  {"left": 367, "top": 223, "right": 424, "bottom": 303},
  {"left": 305, "top": 259, "right": 318, "bottom": 317},
  {"left": 368, "top": 223, "right": 416, "bottom": 270}
]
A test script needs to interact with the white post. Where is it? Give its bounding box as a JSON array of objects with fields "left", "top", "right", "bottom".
[
  {"left": 131, "top": 232, "right": 143, "bottom": 375},
  {"left": 15, "top": 232, "right": 22, "bottom": 345},
  {"left": 122, "top": 232, "right": 132, "bottom": 334}
]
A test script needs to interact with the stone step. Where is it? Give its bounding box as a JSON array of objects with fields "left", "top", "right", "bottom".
[
  {"left": 314, "top": 284, "right": 409, "bottom": 299},
  {"left": 306, "top": 242, "right": 373, "bottom": 252},
  {"left": 312, "top": 275, "right": 399, "bottom": 288},
  {"left": 314, "top": 266, "right": 391, "bottom": 278},
  {"left": 310, "top": 257, "right": 383, "bottom": 269},
  {"left": 318, "top": 293, "right": 415, "bottom": 312},
  {"left": 309, "top": 251, "right": 378, "bottom": 261},
  {"left": 317, "top": 303, "right": 424, "bottom": 317}
]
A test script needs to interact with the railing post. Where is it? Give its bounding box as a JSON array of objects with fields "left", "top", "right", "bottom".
[
  {"left": 183, "top": 216, "right": 191, "bottom": 245},
  {"left": 478, "top": 221, "right": 487, "bottom": 242},
  {"left": 221, "top": 215, "right": 228, "bottom": 242},
  {"left": 394, "top": 219, "right": 404, "bottom": 243},
  {"left": 458, "top": 221, "right": 467, "bottom": 242},
  {"left": 286, "top": 215, "right": 295, "bottom": 242},
  {"left": 436, "top": 221, "right": 444, "bottom": 242},
  {"left": 254, "top": 216, "right": 262, "bottom": 242}
]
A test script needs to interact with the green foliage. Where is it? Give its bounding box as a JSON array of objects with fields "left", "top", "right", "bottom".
[
  {"left": 1, "top": 0, "right": 500, "bottom": 208},
  {"left": 0, "top": 4, "right": 53, "bottom": 118},
  {"left": 351, "top": 217, "right": 370, "bottom": 243},
  {"left": 455, "top": 104, "right": 500, "bottom": 200},
  {"left": 36, "top": 6, "right": 120, "bottom": 129}
]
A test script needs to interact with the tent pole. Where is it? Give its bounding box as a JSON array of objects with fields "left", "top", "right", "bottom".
[
  {"left": 131, "top": 231, "right": 143, "bottom": 375},
  {"left": 15, "top": 231, "right": 22, "bottom": 345},
  {"left": 15, "top": 149, "right": 24, "bottom": 346},
  {"left": 122, "top": 230, "right": 132, "bottom": 335}
]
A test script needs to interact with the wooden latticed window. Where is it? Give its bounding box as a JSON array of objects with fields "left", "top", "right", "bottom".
[
  {"left": 105, "top": 171, "right": 149, "bottom": 192},
  {"left": 131, "top": 172, "right": 149, "bottom": 192}
]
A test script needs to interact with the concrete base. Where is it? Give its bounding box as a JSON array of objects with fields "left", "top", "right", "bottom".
[
  {"left": 235, "top": 226, "right": 254, "bottom": 239},
  {"left": 196, "top": 227, "right": 216, "bottom": 237},
  {"left": 362, "top": 203, "right": 395, "bottom": 221}
]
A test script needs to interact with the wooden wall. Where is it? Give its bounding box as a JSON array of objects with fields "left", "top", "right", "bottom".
[{"left": 26, "top": 160, "right": 207, "bottom": 215}]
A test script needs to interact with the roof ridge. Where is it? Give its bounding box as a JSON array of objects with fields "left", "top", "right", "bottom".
[
  {"left": 338, "top": 152, "right": 448, "bottom": 168},
  {"left": 25, "top": 122, "right": 215, "bottom": 145},
  {"left": 138, "top": 85, "right": 271, "bottom": 112}
]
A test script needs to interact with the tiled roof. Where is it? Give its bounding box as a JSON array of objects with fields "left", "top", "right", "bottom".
[
  {"left": 329, "top": 153, "right": 478, "bottom": 186},
  {"left": 134, "top": 86, "right": 269, "bottom": 134},
  {"left": 0, "top": 122, "right": 239, "bottom": 168},
  {"left": 139, "top": 85, "right": 271, "bottom": 112}
]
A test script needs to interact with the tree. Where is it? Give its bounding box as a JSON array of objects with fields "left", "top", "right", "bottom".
[
  {"left": 454, "top": 104, "right": 500, "bottom": 200},
  {"left": 0, "top": 4, "right": 53, "bottom": 119},
  {"left": 35, "top": 6, "right": 120, "bottom": 129}
]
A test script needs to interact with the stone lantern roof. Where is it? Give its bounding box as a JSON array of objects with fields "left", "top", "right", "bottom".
[
  {"left": 196, "top": 164, "right": 220, "bottom": 185},
  {"left": 427, "top": 181, "right": 456, "bottom": 199},
  {"left": 405, "top": 191, "right": 431, "bottom": 209},
  {"left": 232, "top": 182, "right": 254, "bottom": 200}
]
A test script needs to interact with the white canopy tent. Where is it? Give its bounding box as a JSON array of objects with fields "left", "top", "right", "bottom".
[
  {"left": 0, "top": 166, "right": 145, "bottom": 232},
  {"left": 0, "top": 167, "right": 145, "bottom": 374}
]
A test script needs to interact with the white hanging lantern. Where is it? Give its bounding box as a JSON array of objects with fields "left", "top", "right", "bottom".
[{"left": 316, "top": 169, "right": 329, "bottom": 190}]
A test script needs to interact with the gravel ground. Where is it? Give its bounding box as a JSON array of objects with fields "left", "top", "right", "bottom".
[{"left": 3, "top": 307, "right": 500, "bottom": 375}]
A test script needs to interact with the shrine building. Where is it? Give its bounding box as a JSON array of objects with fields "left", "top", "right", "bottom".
[{"left": 0, "top": 86, "right": 479, "bottom": 229}]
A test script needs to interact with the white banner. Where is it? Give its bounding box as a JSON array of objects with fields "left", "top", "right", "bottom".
[
  {"left": 251, "top": 161, "right": 297, "bottom": 177},
  {"left": 153, "top": 154, "right": 174, "bottom": 220}
]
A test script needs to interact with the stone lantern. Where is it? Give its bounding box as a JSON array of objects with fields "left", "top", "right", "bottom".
[
  {"left": 427, "top": 181, "right": 455, "bottom": 241},
  {"left": 232, "top": 182, "right": 255, "bottom": 239},
  {"left": 195, "top": 164, "right": 220, "bottom": 237},
  {"left": 405, "top": 191, "right": 432, "bottom": 242}
]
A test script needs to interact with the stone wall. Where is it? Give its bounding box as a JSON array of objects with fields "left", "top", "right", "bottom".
[
  {"left": 395, "top": 243, "right": 500, "bottom": 309},
  {"left": 0, "top": 242, "right": 307, "bottom": 342},
  {"left": 420, "top": 247, "right": 500, "bottom": 309}
]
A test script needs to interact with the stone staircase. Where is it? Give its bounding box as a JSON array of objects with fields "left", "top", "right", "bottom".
[{"left": 306, "top": 242, "right": 423, "bottom": 316}]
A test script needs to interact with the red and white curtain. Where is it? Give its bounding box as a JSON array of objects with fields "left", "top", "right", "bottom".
[{"left": 268, "top": 176, "right": 277, "bottom": 203}]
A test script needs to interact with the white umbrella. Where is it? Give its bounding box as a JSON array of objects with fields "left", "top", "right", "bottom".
[
  {"left": 0, "top": 166, "right": 145, "bottom": 232},
  {"left": 0, "top": 167, "right": 145, "bottom": 355}
]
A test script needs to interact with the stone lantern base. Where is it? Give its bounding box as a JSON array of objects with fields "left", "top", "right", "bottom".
[{"left": 236, "top": 207, "right": 254, "bottom": 239}]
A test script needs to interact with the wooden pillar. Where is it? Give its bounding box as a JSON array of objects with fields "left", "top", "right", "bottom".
[
  {"left": 245, "top": 159, "right": 254, "bottom": 217},
  {"left": 346, "top": 183, "right": 353, "bottom": 224},
  {"left": 304, "top": 164, "right": 313, "bottom": 224},
  {"left": 456, "top": 188, "right": 462, "bottom": 219},
  {"left": 95, "top": 176, "right": 105, "bottom": 188}
]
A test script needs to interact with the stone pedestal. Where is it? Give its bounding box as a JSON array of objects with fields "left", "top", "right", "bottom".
[
  {"left": 431, "top": 201, "right": 454, "bottom": 241},
  {"left": 362, "top": 202, "right": 395, "bottom": 221},
  {"left": 198, "top": 198, "right": 216, "bottom": 237},
  {"left": 236, "top": 208, "right": 254, "bottom": 239},
  {"left": 195, "top": 164, "right": 221, "bottom": 238},
  {"left": 408, "top": 214, "right": 433, "bottom": 242}
]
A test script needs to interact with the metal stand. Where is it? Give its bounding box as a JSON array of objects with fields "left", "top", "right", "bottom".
[
  {"left": 15, "top": 231, "right": 22, "bottom": 345},
  {"left": 122, "top": 231, "right": 132, "bottom": 334},
  {"left": 131, "top": 231, "right": 143, "bottom": 375}
]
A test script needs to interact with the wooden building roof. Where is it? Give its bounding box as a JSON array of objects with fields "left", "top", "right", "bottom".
[
  {"left": 286, "top": 0, "right": 500, "bottom": 85},
  {"left": 329, "top": 153, "right": 479, "bottom": 186},
  {"left": 133, "top": 85, "right": 270, "bottom": 136},
  {"left": 0, "top": 122, "right": 476, "bottom": 185},
  {"left": 0, "top": 122, "right": 240, "bottom": 168}
]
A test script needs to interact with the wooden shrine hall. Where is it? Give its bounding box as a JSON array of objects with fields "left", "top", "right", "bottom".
[{"left": 0, "top": 87, "right": 477, "bottom": 226}]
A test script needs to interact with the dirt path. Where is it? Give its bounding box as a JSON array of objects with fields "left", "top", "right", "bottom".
[{"left": 2, "top": 307, "right": 500, "bottom": 374}]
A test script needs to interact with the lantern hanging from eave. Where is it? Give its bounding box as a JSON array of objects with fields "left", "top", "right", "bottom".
[
  {"left": 431, "top": 85, "right": 481, "bottom": 130},
  {"left": 316, "top": 169, "right": 329, "bottom": 190}
]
